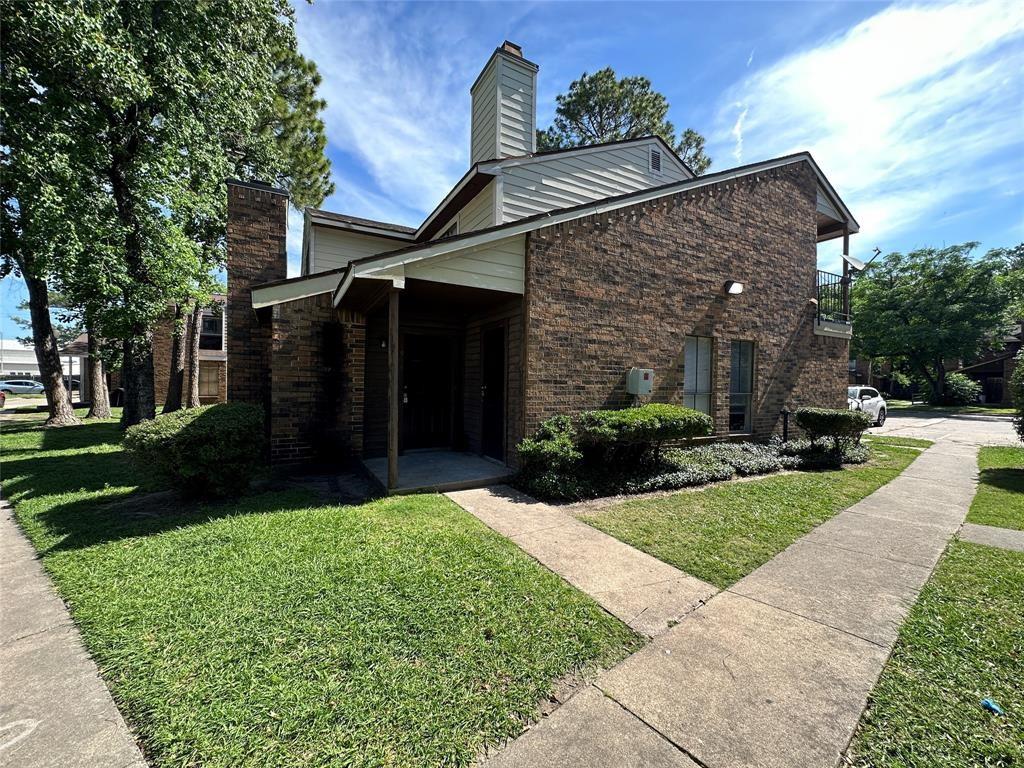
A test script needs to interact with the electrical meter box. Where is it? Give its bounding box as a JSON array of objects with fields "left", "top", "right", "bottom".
[{"left": 627, "top": 367, "right": 654, "bottom": 395}]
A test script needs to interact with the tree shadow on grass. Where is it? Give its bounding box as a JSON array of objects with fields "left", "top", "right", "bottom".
[
  {"left": 979, "top": 467, "right": 1024, "bottom": 494},
  {"left": 3, "top": 417, "right": 326, "bottom": 555},
  {"left": 34, "top": 485, "right": 320, "bottom": 556}
]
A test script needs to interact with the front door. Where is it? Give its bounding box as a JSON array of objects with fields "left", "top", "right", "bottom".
[
  {"left": 402, "top": 334, "right": 453, "bottom": 450},
  {"left": 481, "top": 326, "right": 506, "bottom": 461}
]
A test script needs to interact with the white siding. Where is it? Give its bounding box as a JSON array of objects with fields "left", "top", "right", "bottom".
[
  {"left": 470, "top": 52, "right": 536, "bottom": 164},
  {"left": 470, "top": 57, "right": 499, "bottom": 165},
  {"left": 433, "top": 183, "right": 495, "bottom": 239},
  {"left": 311, "top": 226, "right": 406, "bottom": 273},
  {"left": 499, "top": 140, "right": 690, "bottom": 222},
  {"left": 405, "top": 235, "right": 524, "bottom": 294},
  {"left": 497, "top": 56, "right": 535, "bottom": 158}
]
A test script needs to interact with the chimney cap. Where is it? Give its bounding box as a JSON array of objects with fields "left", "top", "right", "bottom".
[{"left": 501, "top": 40, "right": 523, "bottom": 58}]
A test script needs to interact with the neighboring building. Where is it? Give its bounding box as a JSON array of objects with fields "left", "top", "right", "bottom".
[
  {"left": 62, "top": 298, "right": 227, "bottom": 406},
  {"left": 226, "top": 41, "right": 858, "bottom": 491},
  {"left": 0, "top": 339, "right": 80, "bottom": 380},
  {"left": 955, "top": 321, "right": 1021, "bottom": 405}
]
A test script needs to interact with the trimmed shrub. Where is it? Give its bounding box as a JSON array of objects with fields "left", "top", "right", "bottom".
[
  {"left": 575, "top": 403, "right": 713, "bottom": 462},
  {"left": 794, "top": 407, "right": 871, "bottom": 450},
  {"left": 1012, "top": 349, "right": 1024, "bottom": 443},
  {"left": 124, "top": 403, "right": 265, "bottom": 498},
  {"left": 933, "top": 372, "right": 982, "bottom": 406},
  {"left": 688, "top": 442, "right": 787, "bottom": 476}
]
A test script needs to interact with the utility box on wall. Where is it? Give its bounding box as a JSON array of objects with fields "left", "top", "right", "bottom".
[{"left": 627, "top": 367, "right": 654, "bottom": 395}]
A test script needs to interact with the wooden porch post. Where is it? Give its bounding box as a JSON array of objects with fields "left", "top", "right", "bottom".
[{"left": 387, "top": 288, "right": 400, "bottom": 491}]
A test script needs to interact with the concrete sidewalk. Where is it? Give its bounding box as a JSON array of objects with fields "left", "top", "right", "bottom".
[
  {"left": 482, "top": 441, "right": 979, "bottom": 768},
  {"left": 447, "top": 486, "right": 717, "bottom": 638},
  {"left": 960, "top": 521, "right": 1024, "bottom": 552},
  {"left": 0, "top": 501, "right": 145, "bottom": 768}
]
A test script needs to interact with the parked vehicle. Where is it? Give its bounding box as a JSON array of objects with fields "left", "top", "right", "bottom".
[
  {"left": 0, "top": 379, "right": 45, "bottom": 395},
  {"left": 848, "top": 386, "right": 887, "bottom": 426}
]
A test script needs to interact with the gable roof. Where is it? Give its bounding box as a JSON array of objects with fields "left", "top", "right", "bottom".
[
  {"left": 258, "top": 151, "right": 858, "bottom": 310},
  {"left": 322, "top": 152, "right": 857, "bottom": 307},
  {"left": 309, "top": 135, "right": 694, "bottom": 246}
]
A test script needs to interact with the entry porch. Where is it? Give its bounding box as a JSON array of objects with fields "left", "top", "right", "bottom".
[{"left": 340, "top": 276, "right": 525, "bottom": 494}]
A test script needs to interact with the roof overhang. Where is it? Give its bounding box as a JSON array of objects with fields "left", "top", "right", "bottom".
[{"left": 415, "top": 168, "right": 498, "bottom": 241}]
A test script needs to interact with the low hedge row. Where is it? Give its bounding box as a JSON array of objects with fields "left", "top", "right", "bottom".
[
  {"left": 124, "top": 403, "right": 265, "bottom": 498},
  {"left": 516, "top": 405, "right": 871, "bottom": 501}
]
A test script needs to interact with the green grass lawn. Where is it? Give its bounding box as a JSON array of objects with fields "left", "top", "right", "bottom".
[
  {"left": 1, "top": 413, "right": 639, "bottom": 767},
  {"left": 582, "top": 437, "right": 925, "bottom": 589},
  {"left": 886, "top": 399, "right": 1015, "bottom": 416},
  {"left": 966, "top": 445, "right": 1024, "bottom": 531},
  {"left": 848, "top": 541, "right": 1024, "bottom": 767}
]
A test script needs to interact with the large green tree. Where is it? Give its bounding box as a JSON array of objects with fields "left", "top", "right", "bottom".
[
  {"left": 851, "top": 243, "right": 1009, "bottom": 404},
  {"left": 536, "top": 67, "right": 711, "bottom": 174},
  {"left": 3, "top": 1, "right": 332, "bottom": 427}
]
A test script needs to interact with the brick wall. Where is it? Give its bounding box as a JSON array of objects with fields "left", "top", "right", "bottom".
[
  {"left": 523, "top": 160, "right": 848, "bottom": 440},
  {"left": 226, "top": 181, "right": 288, "bottom": 413},
  {"left": 151, "top": 309, "right": 226, "bottom": 406}
]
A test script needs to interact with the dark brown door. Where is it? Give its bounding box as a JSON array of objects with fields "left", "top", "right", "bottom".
[
  {"left": 402, "top": 334, "right": 453, "bottom": 450},
  {"left": 481, "top": 326, "right": 506, "bottom": 461}
]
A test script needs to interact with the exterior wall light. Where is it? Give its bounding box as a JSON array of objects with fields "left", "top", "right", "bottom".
[{"left": 725, "top": 280, "right": 744, "bottom": 295}]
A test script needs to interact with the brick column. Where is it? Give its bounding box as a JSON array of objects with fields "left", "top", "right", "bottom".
[{"left": 226, "top": 180, "right": 288, "bottom": 410}]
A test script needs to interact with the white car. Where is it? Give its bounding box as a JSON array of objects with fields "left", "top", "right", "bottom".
[
  {"left": 0, "top": 379, "right": 45, "bottom": 395},
  {"left": 848, "top": 386, "right": 887, "bottom": 426}
]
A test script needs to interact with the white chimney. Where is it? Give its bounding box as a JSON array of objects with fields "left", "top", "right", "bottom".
[{"left": 469, "top": 41, "right": 538, "bottom": 165}]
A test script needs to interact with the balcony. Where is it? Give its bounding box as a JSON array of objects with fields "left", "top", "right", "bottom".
[{"left": 814, "top": 269, "right": 853, "bottom": 339}]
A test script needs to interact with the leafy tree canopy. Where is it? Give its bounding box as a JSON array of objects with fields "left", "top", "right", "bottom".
[
  {"left": 536, "top": 67, "right": 711, "bottom": 174},
  {"left": 851, "top": 243, "right": 1010, "bottom": 403}
]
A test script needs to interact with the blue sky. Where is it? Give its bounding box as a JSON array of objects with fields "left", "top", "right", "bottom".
[{"left": 3, "top": 0, "right": 1022, "bottom": 341}]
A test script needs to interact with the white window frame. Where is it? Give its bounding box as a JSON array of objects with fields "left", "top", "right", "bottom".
[
  {"left": 729, "top": 340, "right": 755, "bottom": 434},
  {"left": 683, "top": 335, "right": 713, "bottom": 416}
]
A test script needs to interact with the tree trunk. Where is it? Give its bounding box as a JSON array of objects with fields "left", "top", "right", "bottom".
[
  {"left": 162, "top": 303, "right": 186, "bottom": 413},
  {"left": 186, "top": 301, "right": 202, "bottom": 408},
  {"left": 85, "top": 319, "right": 111, "bottom": 419},
  {"left": 120, "top": 333, "right": 155, "bottom": 427},
  {"left": 20, "top": 264, "right": 80, "bottom": 427}
]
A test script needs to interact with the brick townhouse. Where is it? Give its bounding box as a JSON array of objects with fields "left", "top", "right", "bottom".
[{"left": 226, "top": 41, "right": 859, "bottom": 493}]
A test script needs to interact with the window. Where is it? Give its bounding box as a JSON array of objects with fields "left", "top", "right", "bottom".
[
  {"left": 683, "top": 335, "right": 712, "bottom": 415},
  {"left": 199, "top": 313, "right": 223, "bottom": 351},
  {"left": 198, "top": 363, "right": 219, "bottom": 398},
  {"left": 862, "top": 388, "right": 879, "bottom": 399},
  {"left": 729, "top": 341, "right": 754, "bottom": 433},
  {"left": 649, "top": 147, "right": 662, "bottom": 174}
]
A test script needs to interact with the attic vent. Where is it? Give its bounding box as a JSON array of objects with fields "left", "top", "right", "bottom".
[{"left": 650, "top": 148, "right": 662, "bottom": 173}]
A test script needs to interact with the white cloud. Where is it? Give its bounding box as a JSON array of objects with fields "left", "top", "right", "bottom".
[
  {"left": 293, "top": 4, "right": 486, "bottom": 224},
  {"left": 730, "top": 103, "right": 748, "bottom": 162},
  {"left": 711, "top": 0, "right": 1024, "bottom": 251}
]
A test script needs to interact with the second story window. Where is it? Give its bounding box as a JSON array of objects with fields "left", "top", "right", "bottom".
[{"left": 199, "top": 313, "right": 223, "bottom": 350}]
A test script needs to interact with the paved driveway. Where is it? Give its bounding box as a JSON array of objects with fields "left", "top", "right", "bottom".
[{"left": 872, "top": 411, "right": 1018, "bottom": 446}]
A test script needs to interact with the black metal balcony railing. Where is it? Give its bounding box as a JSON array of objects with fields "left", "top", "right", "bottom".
[{"left": 816, "top": 270, "right": 851, "bottom": 324}]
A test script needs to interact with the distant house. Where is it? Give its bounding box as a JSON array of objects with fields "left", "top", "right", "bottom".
[
  {"left": 955, "top": 321, "right": 1021, "bottom": 405},
  {"left": 62, "top": 298, "right": 227, "bottom": 407},
  {"left": 225, "top": 41, "right": 859, "bottom": 491}
]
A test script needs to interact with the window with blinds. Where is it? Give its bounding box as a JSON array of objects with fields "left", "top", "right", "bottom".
[{"left": 683, "top": 335, "right": 712, "bottom": 415}]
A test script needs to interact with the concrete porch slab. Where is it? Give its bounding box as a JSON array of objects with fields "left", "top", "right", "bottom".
[{"left": 363, "top": 450, "right": 511, "bottom": 494}]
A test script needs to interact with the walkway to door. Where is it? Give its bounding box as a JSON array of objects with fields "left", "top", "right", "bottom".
[
  {"left": 461, "top": 433, "right": 982, "bottom": 767},
  {"left": 363, "top": 450, "right": 512, "bottom": 494}
]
